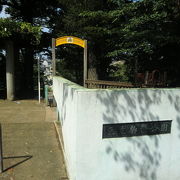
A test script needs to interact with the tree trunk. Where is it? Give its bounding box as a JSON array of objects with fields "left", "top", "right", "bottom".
[
  {"left": 6, "top": 40, "right": 15, "bottom": 100},
  {"left": 22, "top": 47, "right": 34, "bottom": 98},
  {"left": 88, "top": 49, "right": 98, "bottom": 80}
]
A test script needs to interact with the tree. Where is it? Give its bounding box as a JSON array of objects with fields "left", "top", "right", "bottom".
[
  {"left": 0, "top": 18, "right": 41, "bottom": 98},
  {"left": 73, "top": 0, "right": 180, "bottom": 85},
  {"left": 107, "top": 0, "right": 180, "bottom": 84},
  {"left": 0, "top": 0, "right": 62, "bottom": 96},
  {"left": 2, "top": 0, "right": 180, "bottom": 88},
  {"left": 53, "top": 0, "right": 117, "bottom": 81}
]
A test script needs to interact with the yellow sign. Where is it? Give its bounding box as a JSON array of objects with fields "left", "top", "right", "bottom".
[{"left": 56, "top": 36, "right": 85, "bottom": 48}]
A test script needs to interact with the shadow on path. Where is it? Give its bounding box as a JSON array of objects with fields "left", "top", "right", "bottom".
[{"left": 3, "top": 155, "right": 32, "bottom": 172}]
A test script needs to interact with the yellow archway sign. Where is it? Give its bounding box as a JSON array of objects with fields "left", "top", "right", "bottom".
[
  {"left": 52, "top": 36, "right": 87, "bottom": 87},
  {"left": 56, "top": 36, "right": 86, "bottom": 48}
]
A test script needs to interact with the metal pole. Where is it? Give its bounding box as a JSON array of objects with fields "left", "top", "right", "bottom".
[
  {"left": 0, "top": 124, "right": 3, "bottom": 173},
  {"left": 52, "top": 38, "right": 56, "bottom": 76},
  {"left": 84, "top": 40, "right": 87, "bottom": 87},
  {"left": 38, "top": 56, "right": 41, "bottom": 104},
  {"left": 45, "top": 85, "right": 48, "bottom": 106}
]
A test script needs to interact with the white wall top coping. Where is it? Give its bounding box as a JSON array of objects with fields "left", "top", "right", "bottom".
[{"left": 53, "top": 76, "right": 180, "bottom": 92}]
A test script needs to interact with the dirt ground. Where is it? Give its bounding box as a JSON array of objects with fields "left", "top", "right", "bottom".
[{"left": 0, "top": 100, "right": 68, "bottom": 180}]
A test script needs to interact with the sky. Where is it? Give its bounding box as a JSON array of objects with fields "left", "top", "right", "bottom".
[{"left": 0, "top": 6, "right": 10, "bottom": 18}]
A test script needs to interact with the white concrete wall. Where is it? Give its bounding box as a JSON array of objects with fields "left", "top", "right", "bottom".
[
  {"left": 53, "top": 76, "right": 180, "bottom": 180},
  {"left": 53, "top": 77, "right": 79, "bottom": 180}
]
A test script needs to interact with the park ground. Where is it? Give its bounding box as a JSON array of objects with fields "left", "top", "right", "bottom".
[{"left": 0, "top": 100, "right": 68, "bottom": 180}]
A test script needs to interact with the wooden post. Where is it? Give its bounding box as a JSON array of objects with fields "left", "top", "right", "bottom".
[
  {"left": 52, "top": 38, "right": 56, "bottom": 76},
  {"left": 145, "top": 71, "right": 149, "bottom": 85},
  {"left": 84, "top": 40, "right": 87, "bottom": 87}
]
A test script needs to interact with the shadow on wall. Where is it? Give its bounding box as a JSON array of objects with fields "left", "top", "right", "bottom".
[
  {"left": 97, "top": 89, "right": 180, "bottom": 180},
  {"left": 61, "top": 83, "right": 78, "bottom": 125},
  {"left": 168, "top": 92, "right": 180, "bottom": 139},
  {"left": 177, "top": 116, "right": 180, "bottom": 138}
]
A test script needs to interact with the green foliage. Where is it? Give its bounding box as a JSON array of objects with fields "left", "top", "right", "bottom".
[
  {"left": 77, "top": 0, "right": 180, "bottom": 84},
  {"left": 109, "top": 0, "right": 180, "bottom": 58},
  {"left": 1, "top": 0, "right": 61, "bottom": 23},
  {"left": 56, "top": 59, "right": 80, "bottom": 83},
  {"left": 53, "top": 0, "right": 117, "bottom": 81},
  {"left": 1, "top": 0, "right": 180, "bottom": 86},
  {"left": 55, "top": 44, "right": 84, "bottom": 84},
  {"left": 0, "top": 0, "right": 63, "bottom": 48},
  {"left": 0, "top": 18, "right": 41, "bottom": 43},
  {"left": 109, "top": 62, "right": 129, "bottom": 82}
]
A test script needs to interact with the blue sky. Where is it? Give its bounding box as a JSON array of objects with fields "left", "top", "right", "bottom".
[{"left": 0, "top": 6, "right": 10, "bottom": 18}]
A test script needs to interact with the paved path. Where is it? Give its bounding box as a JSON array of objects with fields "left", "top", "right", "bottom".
[{"left": 0, "top": 100, "right": 68, "bottom": 180}]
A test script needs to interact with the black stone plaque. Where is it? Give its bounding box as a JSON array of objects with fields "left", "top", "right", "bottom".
[{"left": 102, "top": 120, "right": 172, "bottom": 138}]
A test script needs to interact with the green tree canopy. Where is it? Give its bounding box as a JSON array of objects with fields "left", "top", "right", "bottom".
[
  {"left": 71, "top": 0, "right": 180, "bottom": 84},
  {"left": 1, "top": 0, "right": 180, "bottom": 88},
  {"left": 0, "top": 18, "right": 41, "bottom": 41}
]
